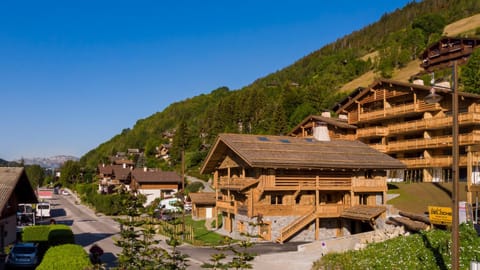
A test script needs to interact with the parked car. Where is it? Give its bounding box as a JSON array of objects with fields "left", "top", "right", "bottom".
[
  {"left": 153, "top": 209, "right": 174, "bottom": 221},
  {"left": 61, "top": 190, "right": 69, "bottom": 196},
  {"left": 7, "top": 242, "right": 38, "bottom": 268}
]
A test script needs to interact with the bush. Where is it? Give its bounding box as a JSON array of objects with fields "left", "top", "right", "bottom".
[
  {"left": 36, "top": 244, "right": 92, "bottom": 270},
  {"left": 314, "top": 223, "right": 480, "bottom": 270},
  {"left": 21, "top": 224, "right": 75, "bottom": 262}
]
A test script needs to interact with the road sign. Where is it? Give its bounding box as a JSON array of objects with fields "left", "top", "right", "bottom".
[{"left": 428, "top": 206, "right": 452, "bottom": 225}]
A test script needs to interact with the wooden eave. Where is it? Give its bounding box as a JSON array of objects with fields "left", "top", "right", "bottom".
[{"left": 340, "top": 205, "right": 386, "bottom": 221}]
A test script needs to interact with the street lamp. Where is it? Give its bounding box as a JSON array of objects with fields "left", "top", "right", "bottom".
[{"left": 424, "top": 61, "right": 459, "bottom": 270}]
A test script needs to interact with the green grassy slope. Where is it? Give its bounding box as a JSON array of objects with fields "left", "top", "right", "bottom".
[{"left": 387, "top": 182, "right": 468, "bottom": 214}]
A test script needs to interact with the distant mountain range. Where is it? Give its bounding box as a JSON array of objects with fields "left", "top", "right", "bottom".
[{"left": 0, "top": 155, "right": 79, "bottom": 168}]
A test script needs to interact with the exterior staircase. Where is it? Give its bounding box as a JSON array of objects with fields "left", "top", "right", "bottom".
[{"left": 276, "top": 208, "right": 316, "bottom": 244}]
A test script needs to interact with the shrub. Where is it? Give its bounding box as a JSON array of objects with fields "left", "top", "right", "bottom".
[
  {"left": 36, "top": 244, "right": 92, "bottom": 270},
  {"left": 314, "top": 223, "right": 480, "bottom": 270},
  {"left": 21, "top": 224, "right": 75, "bottom": 261}
]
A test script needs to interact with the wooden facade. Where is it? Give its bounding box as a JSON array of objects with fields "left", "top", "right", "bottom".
[
  {"left": 421, "top": 37, "right": 480, "bottom": 72},
  {"left": 189, "top": 192, "right": 216, "bottom": 220},
  {"left": 333, "top": 78, "right": 480, "bottom": 182},
  {"left": 201, "top": 133, "right": 405, "bottom": 243}
]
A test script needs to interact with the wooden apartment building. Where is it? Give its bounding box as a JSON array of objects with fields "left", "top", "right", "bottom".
[
  {"left": 332, "top": 37, "right": 480, "bottom": 183},
  {"left": 200, "top": 133, "right": 405, "bottom": 243}
]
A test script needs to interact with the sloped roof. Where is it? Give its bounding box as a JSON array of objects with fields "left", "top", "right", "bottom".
[
  {"left": 132, "top": 169, "right": 181, "bottom": 183},
  {"left": 189, "top": 192, "right": 216, "bottom": 205},
  {"left": 332, "top": 78, "right": 480, "bottom": 114},
  {"left": 201, "top": 133, "right": 406, "bottom": 174},
  {"left": 97, "top": 164, "right": 113, "bottom": 175},
  {"left": 0, "top": 167, "right": 38, "bottom": 211},
  {"left": 112, "top": 165, "right": 131, "bottom": 180},
  {"left": 288, "top": 114, "right": 356, "bottom": 136}
]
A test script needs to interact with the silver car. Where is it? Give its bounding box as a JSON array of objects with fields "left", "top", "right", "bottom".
[{"left": 7, "top": 242, "right": 38, "bottom": 267}]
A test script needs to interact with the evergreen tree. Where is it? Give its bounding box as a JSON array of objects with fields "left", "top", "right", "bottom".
[{"left": 461, "top": 48, "right": 480, "bottom": 94}]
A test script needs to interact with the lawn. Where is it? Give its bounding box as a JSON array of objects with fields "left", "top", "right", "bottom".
[
  {"left": 184, "top": 215, "right": 227, "bottom": 246},
  {"left": 387, "top": 182, "right": 468, "bottom": 214}
]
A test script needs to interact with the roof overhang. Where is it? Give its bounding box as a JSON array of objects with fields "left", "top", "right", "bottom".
[{"left": 340, "top": 205, "right": 386, "bottom": 221}]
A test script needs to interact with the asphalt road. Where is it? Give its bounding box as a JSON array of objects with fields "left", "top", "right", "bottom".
[{"left": 51, "top": 191, "right": 306, "bottom": 269}]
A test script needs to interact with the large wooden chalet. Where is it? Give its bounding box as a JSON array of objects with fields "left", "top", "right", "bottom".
[{"left": 200, "top": 133, "right": 405, "bottom": 243}]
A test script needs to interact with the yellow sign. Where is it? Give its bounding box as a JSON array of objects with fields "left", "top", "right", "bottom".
[{"left": 428, "top": 206, "right": 452, "bottom": 225}]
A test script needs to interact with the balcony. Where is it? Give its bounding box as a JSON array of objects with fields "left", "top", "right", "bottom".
[
  {"left": 386, "top": 131, "right": 480, "bottom": 152},
  {"left": 218, "top": 177, "right": 259, "bottom": 191},
  {"left": 356, "top": 126, "right": 388, "bottom": 138},
  {"left": 266, "top": 176, "right": 352, "bottom": 191},
  {"left": 216, "top": 200, "right": 235, "bottom": 213},
  {"left": 398, "top": 155, "right": 468, "bottom": 168},
  {"left": 349, "top": 102, "right": 442, "bottom": 124},
  {"left": 352, "top": 178, "right": 387, "bottom": 192},
  {"left": 388, "top": 113, "right": 480, "bottom": 135}
]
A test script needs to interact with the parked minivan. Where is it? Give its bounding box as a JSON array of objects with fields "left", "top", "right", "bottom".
[{"left": 36, "top": 202, "right": 51, "bottom": 218}]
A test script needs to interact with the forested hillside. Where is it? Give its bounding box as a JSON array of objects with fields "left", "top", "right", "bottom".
[{"left": 80, "top": 0, "right": 480, "bottom": 176}]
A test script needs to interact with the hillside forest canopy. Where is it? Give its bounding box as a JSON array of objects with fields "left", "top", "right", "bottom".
[{"left": 77, "top": 0, "right": 480, "bottom": 181}]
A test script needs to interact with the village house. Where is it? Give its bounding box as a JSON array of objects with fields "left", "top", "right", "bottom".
[
  {"left": 189, "top": 192, "right": 216, "bottom": 220},
  {"left": 200, "top": 133, "right": 405, "bottom": 243},
  {"left": 0, "top": 167, "right": 37, "bottom": 250},
  {"left": 97, "top": 163, "right": 132, "bottom": 194},
  {"left": 130, "top": 168, "right": 182, "bottom": 206}
]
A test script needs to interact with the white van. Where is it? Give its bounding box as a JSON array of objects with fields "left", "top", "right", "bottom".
[
  {"left": 36, "top": 202, "right": 51, "bottom": 218},
  {"left": 158, "top": 198, "right": 182, "bottom": 212}
]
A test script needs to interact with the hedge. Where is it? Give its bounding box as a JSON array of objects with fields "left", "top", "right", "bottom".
[
  {"left": 22, "top": 224, "right": 75, "bottom": 245},
  {"left": 36, "top": 244, "right": 92, "bottom": 270},
  {"left": 21, "top": 224, "right": 75, "bottom": 260}
]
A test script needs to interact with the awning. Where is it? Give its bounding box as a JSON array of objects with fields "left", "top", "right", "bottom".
[{"left": 340, "top": 205, "right": 386, "bottom": 221}]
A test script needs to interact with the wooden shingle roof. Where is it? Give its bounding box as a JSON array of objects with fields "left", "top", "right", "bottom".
[
  {"left": 189, "top": 192, "right": 216, "bottom": 205},
  {"left": 201, "top": 133, "right": 406, "bottom": 174},
  {"left": 0, "top": 167, "right": 38, "bottom": 211},
  {"left": 132, "top": 169, "right": 181, "bottom": 184}
]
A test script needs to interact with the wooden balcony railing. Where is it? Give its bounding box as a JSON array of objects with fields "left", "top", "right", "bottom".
[
  {"left": 398, "top": 156, "right": 468, "bottom": 168},
  {"left": 352, "top": 179, "right": 386, "bottom": 192},
  {"left": 218, "top": 177, "right": 259, "bottom": 191},
  {"left": 370, "top": 144, "right": 388, "bottom": 153},
  {"left": 216, "top": 200, "right": 235, "bottom": 213},
  {"left": 349, "top": 102, "right": 442, "bottom": 124},
  {"left": 268, "top": 176, "right": 352, "bottom": 190},
  {"left": 386, "top": 131, "right": 480, "bottom": 152},
  {"left": 356, "top": 126, "right": 388, "bottom": 138},
  {"left": 388, "top": 113, "right": 480, "bottom": 135}
]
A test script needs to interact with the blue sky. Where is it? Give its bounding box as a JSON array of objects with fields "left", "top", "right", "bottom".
[{"left": 0, "top": 0, "right": 412, "bottom": 161}]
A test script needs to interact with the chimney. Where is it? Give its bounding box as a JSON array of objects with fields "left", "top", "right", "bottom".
[
  {"left": 413, "top": 79, "right": 424, "bottom": 85},
  {"left": 123, "top": 163, "right": 126, "bottom": 169},
  {"left": 435, "top": 81, "right": 450, "bottom": 89},
  {"left": 313, "top": 122, "right": 330, "bottom": 141},
  {"left": 144, "top": 166, "right": 147, "bottom": 172}
]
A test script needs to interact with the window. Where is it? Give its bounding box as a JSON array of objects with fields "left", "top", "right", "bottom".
[
  {"left": 360, "top": 194, "right": 368, "bottom": 205},
  {"left": 270, "top": 194, "right": 283, "bottom": 205},
  {"left": 365, "top": 170, "right": 373, "bottom": 179}
]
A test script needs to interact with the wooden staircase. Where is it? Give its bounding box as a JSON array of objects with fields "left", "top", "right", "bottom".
[{"left": 276, "top": 208, "right": 316, "bottom": 244}]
